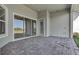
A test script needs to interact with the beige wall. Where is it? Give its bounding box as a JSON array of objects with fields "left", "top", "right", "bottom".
[
  {"left": 50, "top": 10, "right": 69, "bottom": 37},
  {"left": 0, "top": 4, "right": 37, "bottom": 48}
]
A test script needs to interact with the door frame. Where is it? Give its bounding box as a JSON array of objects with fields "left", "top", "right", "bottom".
[
  {"left": 13, "top": 12, "right": 37, "bottom": 41},
  {"left": 39, "top": 18, "right": 45, "bottom": 36}
]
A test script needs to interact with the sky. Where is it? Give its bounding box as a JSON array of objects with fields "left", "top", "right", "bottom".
[
  {"left": 14, "top": 19, "right": 23, "bottom": 29},
  {"left": 73, "top": 16, "right": 79, "bottom": 33}
]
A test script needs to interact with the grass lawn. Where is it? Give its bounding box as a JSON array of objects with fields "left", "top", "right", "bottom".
[{"left": 74, "top": 38, "right": 79, "bottom": 48}]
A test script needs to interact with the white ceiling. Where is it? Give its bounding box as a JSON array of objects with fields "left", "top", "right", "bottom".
[{"left": 25, "top": 4, "right": 70, "bottom": 12}]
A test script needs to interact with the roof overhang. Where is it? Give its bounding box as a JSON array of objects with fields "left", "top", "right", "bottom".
[{"left": 25, "top": 4, "right": 70, "bottom": 12}]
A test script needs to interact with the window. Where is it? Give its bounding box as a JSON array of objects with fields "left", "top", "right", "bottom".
[
  {"left": 0, "top": 5, "right": 7, "bottom": 38},
  {"left": 14, "top": 15, "right": 35, "bottom": 39},
  {"left": 14, "top": 15, "right": 37, "bottom": 39},
  {"left": 14, "top": 15, "right": 25, "bottom": 38}
]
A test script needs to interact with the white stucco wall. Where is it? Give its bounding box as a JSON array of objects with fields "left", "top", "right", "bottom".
[
  {"left": 37, "top": 10, "right": 50, "bottom": 36},
  {"left": 37, "top": 10, "right": 47, "bottom": 36},
  {"left": 50, "top": 10, "right": 69, "bottom": 37},
  {"left": 46, "top": 10, "right": 50, "bottom": 36},
  {"left": 0, "top": 4, "right": 37, "bottom": 48}
]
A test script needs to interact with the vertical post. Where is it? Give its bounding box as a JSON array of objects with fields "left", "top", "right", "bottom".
[
  {"left": 31, "top": 19, "right": 32, "bottom": 36},
  {"left": 46, "top": 10, "right": 50, "bottom": 37},
  {"left": 69, "top": 5, "right": 73, "bottom": 39},
  {"left": 36, "top": 19, "right": 40, "bottom": 36}
]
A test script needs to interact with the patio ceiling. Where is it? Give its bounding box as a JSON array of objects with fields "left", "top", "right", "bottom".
[
  {"left": 25, "top": 4, "right": 70, "bottom": 12},
  {"left": 72, "top": 4, "right": 79, "bottom": 12}
]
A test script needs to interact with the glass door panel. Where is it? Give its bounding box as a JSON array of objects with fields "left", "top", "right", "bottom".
[
  {"left": 14, "top": 19, "right": 24, "bottom": 38},
  {"left": 14, "top": 15, "right": 36, "bottom": 39},
  {"left": 40, "top": 21, "right": 44, "bottom": 36},
  {"left": 32, "top": 20, "right": 36, "bottom": 35},
  {"left": 25, "top": 19, "right": 32, "bottom": 36},
  {"left": 14, "top": 15, "right": 25, "bottom": 39}
]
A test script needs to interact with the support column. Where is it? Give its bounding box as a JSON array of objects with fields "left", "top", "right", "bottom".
[
  {"left": 36, "top": 19, "right": 40, "bottom": 36},
  {"left": 69, "top": 5, "right": 73, "bottom": 39},
  {"left": 46, "top": 10, "right": 50, "bottom": 36}
]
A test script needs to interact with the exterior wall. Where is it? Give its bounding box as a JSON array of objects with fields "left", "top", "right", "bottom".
[
  {"left": 50, "top": 10, "right": 69, "bottom": 37},
  {"left": 37, "top": 10, "right": 70, "bottom": 38},
  {"left": 37, "top": 10, "right": 47, "bottom": 36},
  {"left": 37, "top": 10, "right": 50, "bottom": 37},
  {"left": 0, "top": 4, "right": 37, "bottom": 48}
]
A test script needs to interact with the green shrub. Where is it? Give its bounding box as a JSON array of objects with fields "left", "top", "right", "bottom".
[{"left": 73, "top": 32, "right": 79, "bottom": 48}]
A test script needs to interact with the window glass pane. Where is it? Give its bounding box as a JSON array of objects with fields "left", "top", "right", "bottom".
[
  {"left": 24, "top": 19, "right": 32, "bottom": 36},
  {"left": 40, "top": 21, "right": 44, "bottom": 34},
  {"left": 0, "top": 21, "right": 5, "bottom": 34},
  {"left": 14, "top": 19, "right": 24, "bottom": 38},
  {"left": 0, "top": 6, "right": 5, "bottom": 21},
  {"left": 32, "top": 20, "right": 36, "bottom": 35},
  {"left": 14, "top": 15, "right": 33, "bottom": 39}
]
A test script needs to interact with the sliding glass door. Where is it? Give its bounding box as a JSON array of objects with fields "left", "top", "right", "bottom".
[
  {"left": 14, "top": 15, "right": 25, "bottom": 38},
  {"left": 32, "top": 20, "right": 36, "bottom": 35},
  {"left": 14, "top": 15, "right": 36, "bottom": 39},
  {"left": 24, "top": 18, "right": 32, "bottom": 37}
]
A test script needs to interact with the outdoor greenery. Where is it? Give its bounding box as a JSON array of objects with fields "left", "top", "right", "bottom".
[
  {"left": 14, "top": 28, "right": 24, "bottom": 33},
  {"left": 73, "top": 32, "right": 79, "bottom": 48}
]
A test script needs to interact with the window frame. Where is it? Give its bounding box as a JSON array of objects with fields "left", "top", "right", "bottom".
[
  {"left": 13, "top": 13, "right": 37, "bottom": 40},
  {"left": 0, "top": 5, "right": 8, "bottom": 38}
]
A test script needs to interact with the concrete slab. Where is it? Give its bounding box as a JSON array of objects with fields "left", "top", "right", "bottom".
[{"left": 1, "top": 36, "right": 79, "bottom": 55}]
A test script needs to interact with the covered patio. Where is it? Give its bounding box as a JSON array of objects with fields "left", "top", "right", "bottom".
[{"left": 0, "top": 4, "right": 79, "bottom": 55}]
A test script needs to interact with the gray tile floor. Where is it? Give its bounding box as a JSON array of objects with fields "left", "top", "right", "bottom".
[{"left": 1, "top": 36, "right": 79, "bottom": 55}]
